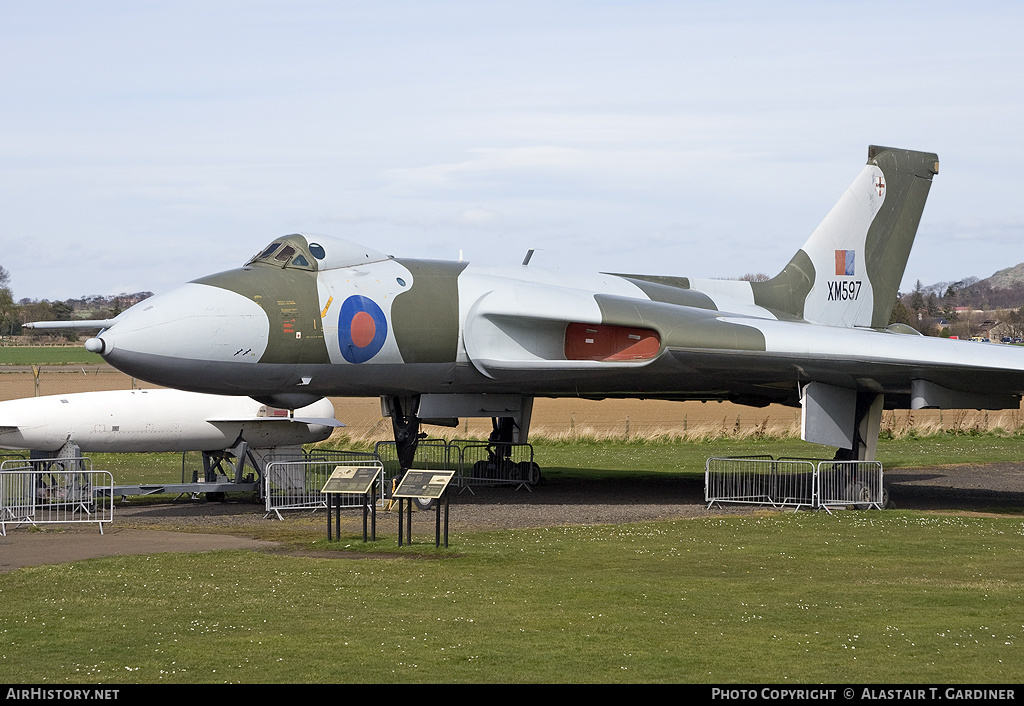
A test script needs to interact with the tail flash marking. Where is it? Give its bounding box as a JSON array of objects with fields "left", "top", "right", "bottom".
[{"left": 835, "top": 250, "right": 855, "bottom": 277}]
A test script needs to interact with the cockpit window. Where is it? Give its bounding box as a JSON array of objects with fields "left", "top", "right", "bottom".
[
  {"left": 258, "top": 243, "right": 281, "bottom": 259},
  {"left": 246, "top": 233, "right": 390, "bottom": 271},
  {"left": 246, "top": 236, "right": 318, "bottom": 271}
]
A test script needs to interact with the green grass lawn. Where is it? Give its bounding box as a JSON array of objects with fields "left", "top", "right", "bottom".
[
  {"left": 5, "top": 434, "right": 1024, "bottom": 683},
  {"left": 0, "top": 346, "right": 104, "bottom": 365},
  {"left": 1, "top": 512, "right": 1022, "bottom": 683}
]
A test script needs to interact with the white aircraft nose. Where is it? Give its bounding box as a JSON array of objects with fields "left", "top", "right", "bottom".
[{"left": 93, "top": 283, "right": 269, "bottom": 372}]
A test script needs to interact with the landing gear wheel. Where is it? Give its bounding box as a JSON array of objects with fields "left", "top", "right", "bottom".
[
  {"left": 414, "top": 497, "right": 437, "bottom": 511},
  {"left": 472, "top": 460, "right": 495, "bottom": 480},
  {"left": 844, "top": 482, "right": 872, "bottom": 510},
  {"left": 516, "top": 461, "right": 542, "bottom": 485}
]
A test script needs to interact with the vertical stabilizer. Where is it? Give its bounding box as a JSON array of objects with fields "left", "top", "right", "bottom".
[{"left": 751, "top": 146, "right": 939, "bottom": 327}]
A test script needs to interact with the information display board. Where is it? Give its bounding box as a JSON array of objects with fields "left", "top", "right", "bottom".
[
  {"left": 392, "top": 470, "right": 455, "bottom": 499},
  {"left": 321, "top": 465, "right": 381, "bottom": 495},
  {"left": 321, "top": 465, "right": 382, "bottom": 543},
  {"left": 393, "top": 469, "right": 456, "bottom": 548}
]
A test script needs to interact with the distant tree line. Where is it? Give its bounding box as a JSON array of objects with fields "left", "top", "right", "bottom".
[
  {"left": 893, "top": 277, "right": 1024, "bottom": 340},
  {"left": 0, "top": 264, "right": 152, "bottom": 340}
]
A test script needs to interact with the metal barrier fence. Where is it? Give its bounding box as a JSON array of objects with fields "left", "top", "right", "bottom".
[
  {"left": 706, "top": 457, "right": 884, "bottom": 511},
  {"left": 452, "top": 440, "right": 538, "bottom": 490},
  {"left": 264, "top": 449, "right": 381, "bottom": 519},
  {"left": 0, "top": 457, "right": 113, "bottom": 534},
  {"left": 705, "top": 457, "right": 816, "bottom": 510},
  {"left": 373, "top": 439, "right": 538, "bottom": 491},
  {"left": 374, "top": 439, "right": 452, "bottom": 477},
  {"left": 815, "top": 460, "right": 885, "bottom": 510}
]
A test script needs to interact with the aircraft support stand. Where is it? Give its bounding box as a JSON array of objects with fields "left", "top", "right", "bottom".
[{"left": 834, "top": 392, "right": 884, "bottom": 462}]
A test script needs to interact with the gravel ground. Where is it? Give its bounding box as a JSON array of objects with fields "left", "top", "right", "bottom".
[
  {"left": 2, "top": 462, "right": 1023, "bottom": 573},
  {"left": 108, "top": 474, "right": 761, "bottom": 532},
  {"left": 108, "top": 462, "right": 1024, "bottom": 530}
]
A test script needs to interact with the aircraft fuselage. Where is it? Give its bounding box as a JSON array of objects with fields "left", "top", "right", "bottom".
[{"left": 36, "top": 146, "right": 1024, "bottom": 460}]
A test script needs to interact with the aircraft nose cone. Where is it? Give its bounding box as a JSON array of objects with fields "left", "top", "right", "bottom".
[{"left": 98, "top": 282, "right": 269, "bottom": 386}]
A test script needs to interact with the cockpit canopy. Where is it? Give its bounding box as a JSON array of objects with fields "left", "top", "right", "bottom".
[{"left": 246, "top": 234, "right": 391, "bottom": 272}]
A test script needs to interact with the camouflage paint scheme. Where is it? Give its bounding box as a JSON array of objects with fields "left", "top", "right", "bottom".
[{"left": 40, "top": 146, "right": 1024, "bottom": 458}]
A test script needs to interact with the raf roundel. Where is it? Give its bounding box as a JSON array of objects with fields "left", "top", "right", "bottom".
[{"left": 338, "top": 295, "right": 388, "bottom": 363}]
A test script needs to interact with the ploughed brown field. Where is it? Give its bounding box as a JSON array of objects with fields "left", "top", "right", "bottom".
[{"left": 2, "top": 364, "right": 1016, "bottom": 441}]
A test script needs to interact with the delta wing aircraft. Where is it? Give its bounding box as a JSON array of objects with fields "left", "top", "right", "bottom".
[{"left": 30, "top": 146, "right": 1024, "bottom": 465}]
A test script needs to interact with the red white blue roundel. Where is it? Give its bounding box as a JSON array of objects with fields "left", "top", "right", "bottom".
[{"left": 338, "top": 295, "right": 388, "bottom": 363}]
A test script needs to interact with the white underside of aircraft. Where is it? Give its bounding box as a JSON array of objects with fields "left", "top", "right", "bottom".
[{"left": 0, "top": 389, "right": 338, "bottom": 453}]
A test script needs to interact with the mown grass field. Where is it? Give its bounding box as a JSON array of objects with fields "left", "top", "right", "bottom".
[
  {"left": 3, "top": 433, "right": 1024, "bottom": 684},
  {"left": 2, "top": 510, "right": 1023, "bottom": 683},
  {"left": 0, "top": 346, "right": 105, "bottom": 366}
]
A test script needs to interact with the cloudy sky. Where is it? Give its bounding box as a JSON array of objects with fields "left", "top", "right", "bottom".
[{"left": 2, "top": 1, "right": 1022, "bottom": 302}]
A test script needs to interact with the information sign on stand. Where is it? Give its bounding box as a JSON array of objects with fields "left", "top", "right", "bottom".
[
  {"left": 392, "top": 470, "right": 456, "bottom": 548},
  {"left": 321, "top": 465, "right": 382, "bottom": 542}
]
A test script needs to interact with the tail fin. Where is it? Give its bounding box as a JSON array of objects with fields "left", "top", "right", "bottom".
[{"left": 751, "top": 145, "right": 939, "bottom": 328}]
